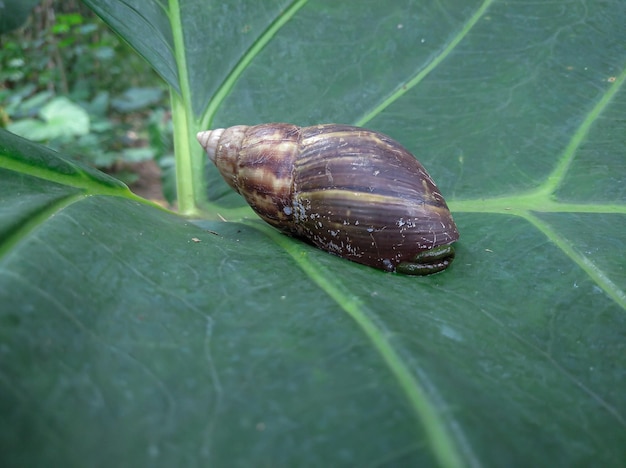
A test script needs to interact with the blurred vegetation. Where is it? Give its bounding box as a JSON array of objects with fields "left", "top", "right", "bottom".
[{"left": 0, "top": 0, "right": 174, "bottom": 200}]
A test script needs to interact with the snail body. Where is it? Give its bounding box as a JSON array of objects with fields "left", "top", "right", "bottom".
[{"left": 197, "top": 123, "right": 459, "bottom": 275}]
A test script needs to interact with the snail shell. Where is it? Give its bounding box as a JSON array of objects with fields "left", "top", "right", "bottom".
[{"left": 197, "top": 123, "right": 459, "bottom": 275}]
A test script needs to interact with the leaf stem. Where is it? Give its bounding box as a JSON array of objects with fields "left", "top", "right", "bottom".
[
  {"left": 169, "top": 0, "right": 204, "bottom": 216},
  {"left": 170, "top": 90, "right": 200, "bottom": 215}
]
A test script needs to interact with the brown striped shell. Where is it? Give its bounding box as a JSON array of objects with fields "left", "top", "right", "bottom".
[{"left": 197, "top": 123, "right": 459, "bottom": 275}]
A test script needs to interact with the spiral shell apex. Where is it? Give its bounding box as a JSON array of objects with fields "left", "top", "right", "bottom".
[{"left": 197, "top": 123, "right": 459, "bottom": 275}]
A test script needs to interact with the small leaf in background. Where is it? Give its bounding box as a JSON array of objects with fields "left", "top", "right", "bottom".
[
  {"left": 39, "top": 97, "right": 90, "bottom": 134},
  {"left": 111, "top": 86, "right": 164, "bottom": 113},
  {"left": 92, "top": 45, "right": 115, "bottom": 60},
  {"left": 4, "top": 89, "right": 52, "bottom": 118},
  {"left": 7, "top": 96, "right": 90, "bottom": 140},
  {"left": 121, "top": 147, "right": 154, "bottom": 162}
]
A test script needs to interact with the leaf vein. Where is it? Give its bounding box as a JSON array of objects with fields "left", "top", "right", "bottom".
[
  {"left": 200, "top": 0, "right": 310, "bottom": 130},
  {"left": 355, "top": 0, "right": 497, "bottom": 127}
]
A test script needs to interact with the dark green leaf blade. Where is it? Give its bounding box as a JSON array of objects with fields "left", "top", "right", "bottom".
[
  {"left": 0, "top": 129, "right": 128, "bottom": 190},
  {"left": 0, "top": 0, "right": 40, "bottom": 34},
  {"left": 82, "top": 0, "right": 179, "bottom": 91}
]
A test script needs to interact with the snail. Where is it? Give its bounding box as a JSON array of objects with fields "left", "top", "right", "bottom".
[{"left": 197, "top": 123, "right": 459, "bottom": 275}]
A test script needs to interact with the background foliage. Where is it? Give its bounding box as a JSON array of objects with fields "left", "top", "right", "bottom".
[
  {"left": 1, "top": 0, "right": 625, "bottom": 467},
  {"left": 0, "top": 0, "right": 173, "bottom": 193}
]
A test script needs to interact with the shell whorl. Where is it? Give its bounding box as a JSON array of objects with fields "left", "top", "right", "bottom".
[{"left": 196, "top": 128, "right": 225, "bottom": 163}]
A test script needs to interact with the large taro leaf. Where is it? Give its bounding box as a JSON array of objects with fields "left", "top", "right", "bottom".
[{"left": 2, "top": 0, "right": 626, "bottom": 466}]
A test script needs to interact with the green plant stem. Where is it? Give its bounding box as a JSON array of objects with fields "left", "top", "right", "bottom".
[
  {"left": 170, "top": 90, "right": 201, "bottom": 216},
  {"left": 169, "top": 0, "right": 204, "bottom": 216}
]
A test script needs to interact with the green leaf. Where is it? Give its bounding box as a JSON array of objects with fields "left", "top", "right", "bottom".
[
  {"left": 3, "top": 0, "right": 626, "bottom": 466},
  {"left": 8, "top": 97, "right": 90, "bottom": 141},
  {"left": 111, "top": 87, "right": 164, "bottom": 113}
]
